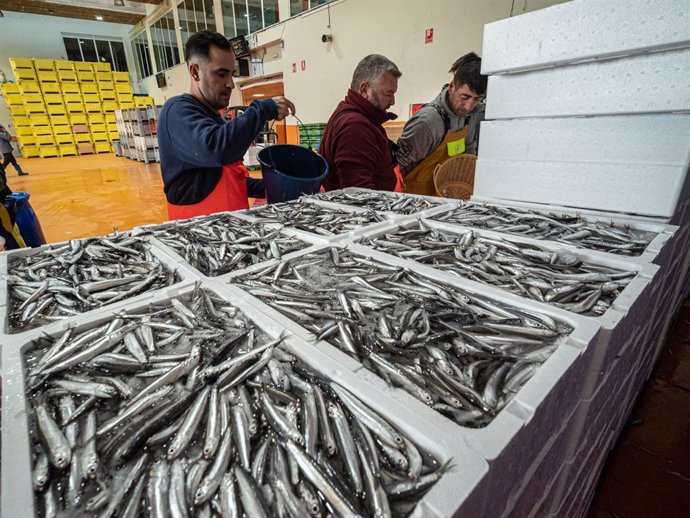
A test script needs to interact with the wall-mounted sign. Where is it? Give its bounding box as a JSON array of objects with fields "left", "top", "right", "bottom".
[
  {"left": 425, "top": 28, "right": 433, "bottom": 44},
  {"left": 301, "top": 60, "right": 306, "bottom": 71},
  {"left": 292, "top": 63, "right": 296, "bottom": 73},
  {"left": 410, "top": 103, "right": 424, "bottom": 117}
]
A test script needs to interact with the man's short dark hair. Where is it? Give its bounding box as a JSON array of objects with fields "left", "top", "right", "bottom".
[
  {"left": 449, "top": 52, "right": 487, "bottom": 95},
  {"left": 185, "top": 30, "right": 232, "bottom": 62}
]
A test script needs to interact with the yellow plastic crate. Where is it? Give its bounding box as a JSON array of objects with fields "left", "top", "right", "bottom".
[
  {"left": 115, "top": 83, "right": 132, "bottom": 94},
  {"left": 96, "top": 72, "right": 113, "bottom": 82},
  {"left": 94, "top": 141, "right": 111, "bottom": 153},
  {"left": 10, "top": 58, "right": 34, "bottom": 70},
  {"left": 62, "top": 93, "right": 82, "bottom": 103},
  {"left": 24, "top": 103, "right": 46, "bottom": 114},
  {"left": 52, "top": 124, "right": 71, "bottom": 135},
  {"left": 18, "top": 135, "right": 37, "bottom": 146},
  {"left": 16, "top": 126, "right": 34, "bottom": 137},
  {"left": 33, "top": 125, "right": 53, "bottom": 136},
  {"left": 66, "top": 102, "right": 85, "bottom": 113},
  {"left": 36, "top": 135, "right": 56, "bottom": 146},
  {"left": 33, "top": 59, "right": 55, "bottom": 71},
  {"left": 69, "top": 114, "right": 88, "bottom": 125},
  {"left": 43, "top": 93, "right": 64, "bottom": 105},
  {"left": 40, "top": 82, "right": 62, "bottom": 94},
  {"left": 99, "top": 81, "right": 115, "bottom": 91},
  {"left": 78, "top": 71, "right": 96, "bottom": 82},
  {"left": 112, "top": 71, "right": 130, "bottom": 82},
  {"left": 37, "top": 70, "right": 58, "bottom": 82},
  {"left": 13, "top": 68, "right": 37, "bottom": 81},
  {"left": 92, "top": 62, "right": 112, "bottom": 73},
  {"left": 20, "top": 145, "right": 40, "bottom": 158},
  {"left": 118, "top": 101, "right": 135, "bottom": 109},
  {"left": 1, "top": 84, "right": 20, "bottom": 95},
  {"left": 23, "top": 93, "right": 44, "bottom": 104},
  {"left": 105, "top": 113, "right": 116, "bottom": 123},
  {"left": 134, "top": 96, "right": 153, "bottom": 107},
  {"left": 82, "top": 93, "right": 99, "bottom": 104},
  {"left": 18, "top": 81, "right": 41, "bottom": 94},
  {"left": 9, "top": 105, "right": 27, "bottom": 116},
  {"left": 87, "top": 113, "right": 105, "bottom": 124},
  {"left": 74, "top": 133, "right": 92, "bottom": 143},
  {"left": 92, "top": 132, "right": 109, "bottom": 143},
  {"left": 51, "top": 115, "right": 69, "bottom": 126},
  {"left": 4, "top": 94, "right": 24, "bottom": 106},
  {"left": 74, "top": 62, "right": 92, "bottom": 72},
  {"left": 90, "top": 123, "right": 107, "bottom": 134},
  {"left": 55, "top": 134, "right": 75, "bottom": 145},
  {"left": 59, "top": 144, "right": 78, "bottom": 157},
  {"left": 39, "top": 145, "right": 60, "bottom": 158},
  {"left": 117, "top": 93, "right": 134, "bottom": 104},
  {"left": 57, "top": 70, "right": 78, "bottom": 82},
  {"left": 108, "top": 130, "right": 119, "bottom": 141},
  {"left": 84, "top": 103, "right": 102, "bottom": 113},
  {"left": 99, "top": 90, "right": 117, "bottom": 101},
  {"left": 29, "top": 114, "right": 50, "bottom": 126},
  {"left": 54, "top": 60, "right": 74, "bottom": 71},
  {"left": 80, "top": 83, "right": 98, "bottom": 94},
  {"left": 47, "top": 104, "right": 67, "bottom": 116},
  {"left": 106, "top": 122, "right": 118, "bottom": 132},
  {"left": 102, "top": 101, "right": 119, "bottom": 112},
  {"left": 12, "top": 116, "right": 31, "bottom": 127},
  {"left": 61, "top": 83, "right": 81, "bottom": 95}
]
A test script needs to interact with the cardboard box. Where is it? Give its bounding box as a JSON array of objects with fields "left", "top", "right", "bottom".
[
  {"left": 77, "top": 143, "right": 94, "bottom": 155},
  {"left": 72, "top": 124, "right": 89, "bottom": 134}
]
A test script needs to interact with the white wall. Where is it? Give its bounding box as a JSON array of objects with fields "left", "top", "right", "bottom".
[{"left": 0, "top": 11, "right": 136, "bottom": 129}]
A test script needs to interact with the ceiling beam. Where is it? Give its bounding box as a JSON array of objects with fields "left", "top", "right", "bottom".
[{"left": 0, "top": 0, "right": 164, "bottom": 25}]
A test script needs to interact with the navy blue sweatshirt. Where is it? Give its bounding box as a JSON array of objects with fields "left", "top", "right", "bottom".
[{"left": 157, "top": 93, "right": 278, "bottom": 205}]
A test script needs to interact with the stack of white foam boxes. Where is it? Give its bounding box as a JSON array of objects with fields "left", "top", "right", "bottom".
[{"left": 472, "top": 0, "right": 690, "bottom": 515}]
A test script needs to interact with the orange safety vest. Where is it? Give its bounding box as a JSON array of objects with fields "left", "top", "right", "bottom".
[
  {"left": 402, "top": 126, "right": 467, "bottom": 196},
  {"left": 166, "top": 161, "right": 251, "bottom": 220}
]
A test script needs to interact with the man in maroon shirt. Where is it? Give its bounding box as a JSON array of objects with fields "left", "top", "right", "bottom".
[{"left": 320, "top": 54, "right": 401, "bottom": 191}]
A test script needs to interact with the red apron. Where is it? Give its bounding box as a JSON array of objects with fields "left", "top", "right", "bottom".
[{"left": 166, "top": 161, "right": 251, "bottom": 220}]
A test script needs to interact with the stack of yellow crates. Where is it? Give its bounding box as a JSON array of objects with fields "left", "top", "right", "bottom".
[{"left": 1, "top": 57, "right": 154, "bottom": 158}]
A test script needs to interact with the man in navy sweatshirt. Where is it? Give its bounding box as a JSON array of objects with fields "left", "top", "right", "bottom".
[{"left": 158, "top": 31, "right": 295, "bottom": 220}]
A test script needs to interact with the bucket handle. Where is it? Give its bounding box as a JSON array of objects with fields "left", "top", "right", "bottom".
[{"left": 290, "top": 114, "right": 314, "bottom": 151}]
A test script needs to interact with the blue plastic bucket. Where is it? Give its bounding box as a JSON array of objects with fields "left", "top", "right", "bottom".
[
  {"left": 258, "top": 144, "right": 328, "bottom": 204},
  {"left": 6, "top": 192, "right": 46, "bottom": 248}
]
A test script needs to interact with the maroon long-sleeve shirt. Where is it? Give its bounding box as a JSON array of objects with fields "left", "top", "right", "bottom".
[{"left": 320, "top": 90, "right": 397, "bottom": 191}]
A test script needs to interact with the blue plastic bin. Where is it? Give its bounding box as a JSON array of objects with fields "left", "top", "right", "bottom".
[
  {"left": 6, "top": 192, "right": 46, "bottom": 248},
  {"left": 258, "top": 145, "right": 328, "bottom": 204}
]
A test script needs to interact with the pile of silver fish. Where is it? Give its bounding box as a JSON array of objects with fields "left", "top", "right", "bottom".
[
  {"left": 236, "top": 248, "right": 572, "bottom": 428},
  {"left": 432, "top": 202, "right": 655, "bottom": 255},
  {"left": 143, "top": 214, "right": 308, "bottom": 277},
  {"left": 24, "top": 288, "right": 445, "bottom": 517},
  {"left": 315, "top": 190, "right": 441, "bottom": 215},
  {"left": 8, "top": 234, "right": 175, "bottom": 332},
  {"left": 360, "top": 220, "right": 637, "bottom": 316},
  {"left": 244, "top": 199, "right": 387, "bottom": 236}
]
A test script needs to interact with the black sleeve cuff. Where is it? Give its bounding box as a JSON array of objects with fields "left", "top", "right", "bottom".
[{"left": 246, "top": 177, "right": 266, "bottom": 198}]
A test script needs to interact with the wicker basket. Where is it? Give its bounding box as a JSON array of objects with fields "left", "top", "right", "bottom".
[{"left": 433, "top": 154, "right": 477, "bottom": 199}]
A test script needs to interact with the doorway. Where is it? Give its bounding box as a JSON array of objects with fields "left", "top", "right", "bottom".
[{"left": 241, "top": 81, "right": 287, "bottom": 144}]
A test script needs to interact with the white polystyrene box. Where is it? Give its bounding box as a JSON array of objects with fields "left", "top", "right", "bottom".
[
  {"left": 0, "top": 237, "right": 197, "bottom": 340},
  {"left": 485, "top": 48, "right": 690, "bottom": 119},
  {"left": 481, "top": 0, "right": 690, "bottom": 75},
  {"left": 440, "top": 198, "right": 677, "bottom": 264},
  {"left": 474, "top": 159, "right": 687, "bottom": 219},
  {"left": 477, "top": 115, "right": 690, "bottom": 166}
]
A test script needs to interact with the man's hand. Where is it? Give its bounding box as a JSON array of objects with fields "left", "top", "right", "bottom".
[{"left": 271, "top": 96, "right": 296, "bottom": 121}]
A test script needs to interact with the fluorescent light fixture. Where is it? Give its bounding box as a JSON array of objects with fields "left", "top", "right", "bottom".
[
  {"left": 96, "top": 15, "right": 103, "bottom": 20},
  {"left": 252, "top": 93, "right": 265, "bottom": 97},
  {"left": 114, "top": 0, "right": 125, "bottom": 6}
]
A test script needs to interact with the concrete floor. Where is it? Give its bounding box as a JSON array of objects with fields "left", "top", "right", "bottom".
[{"left": 6, "top": 153, "right": 690, "bottom": 516}]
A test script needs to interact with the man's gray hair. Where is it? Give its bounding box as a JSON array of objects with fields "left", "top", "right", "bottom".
[{"left": 350, "top": 54, "right": 401, "bottom": 90}]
